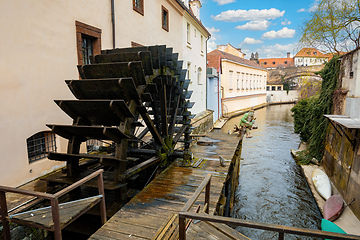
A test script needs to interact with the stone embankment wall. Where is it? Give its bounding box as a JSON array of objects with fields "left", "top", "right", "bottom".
[
  {"left": 266, "top": 90, "right": 298, "bottom": 104},
  {"left": 323, "top": 128, "right": 360, "bottom": 219},
  {"left": 190, "top": 110, "right": 214, "bottom": 135},
  {"left": 322, "top": 49, "right": 360, "bottom": 220}
]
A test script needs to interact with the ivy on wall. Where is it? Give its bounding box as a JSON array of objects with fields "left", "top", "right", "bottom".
[{"left": 291, "top": 56, "right": 340, "bottom": 163}]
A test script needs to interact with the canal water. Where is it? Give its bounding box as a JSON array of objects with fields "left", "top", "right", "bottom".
[{"left": 221, "top": 104, "right": 322, "bottom": 239}]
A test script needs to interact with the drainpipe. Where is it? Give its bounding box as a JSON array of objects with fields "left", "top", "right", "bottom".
[{"left": 111, "top": 0, "right": 115, "bottom": 49}]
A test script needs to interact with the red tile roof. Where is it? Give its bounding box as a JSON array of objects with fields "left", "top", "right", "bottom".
[
  {"left": 208, "top": 49, "right": 265, "bottom": 71},
  {"left": 295, "top": 48, "right": 332, "bottom": 58},
  {"left": 259, "top": 58, "right": 294, "bottom": 68}
]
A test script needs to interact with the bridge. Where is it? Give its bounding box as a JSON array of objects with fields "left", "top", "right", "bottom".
[{"left": 267, "top": 65, "right": 324, "bottom": 85}]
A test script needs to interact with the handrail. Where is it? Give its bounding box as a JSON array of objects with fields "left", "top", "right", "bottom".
[
  {"left": 178, "top": 173, "right": 360, "bottom": 240},
  {"left": 0, "top": 169, "right": 106, "bottom": 240}
]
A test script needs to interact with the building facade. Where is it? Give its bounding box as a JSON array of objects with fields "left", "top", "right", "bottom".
[
  {"left": 294, "top": 48, "right": 332, "bottom": 67},
  {"left": 208, "top": 44, "right": 267, "bottom": 117},
  {"left": 0, "top": 0, "right": 209, "bottom": 187}
]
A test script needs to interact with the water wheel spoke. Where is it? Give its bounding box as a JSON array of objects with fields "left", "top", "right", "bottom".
[
  {"left": 160, "top": 77, "right": 169, "bottom": 137},
  {"left": 137, "top": 106, "right": 164, "bottom": 146}
]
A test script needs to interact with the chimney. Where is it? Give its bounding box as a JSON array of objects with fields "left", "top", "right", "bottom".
[
  {"left": 189, "top": 0, "right": 201, "bottom": 19},
  {"left": 287, "top": 52, "right": 290, "bottom": 58}
]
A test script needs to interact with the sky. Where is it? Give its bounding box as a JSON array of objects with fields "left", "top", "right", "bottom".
[{"left": 201, "top": 0, "right": 320, "bottom": 59}]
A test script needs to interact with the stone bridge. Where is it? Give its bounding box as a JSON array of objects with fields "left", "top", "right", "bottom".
[{"left": 267, "top": 65, "right": 324, "bottom": 84}]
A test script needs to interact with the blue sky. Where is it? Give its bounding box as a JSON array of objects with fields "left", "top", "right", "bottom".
[{"left": 201, "top": 0, "right": 320, "bottom": 59}]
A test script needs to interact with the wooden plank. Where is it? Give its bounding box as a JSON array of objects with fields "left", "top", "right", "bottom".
[
  {"left": 55, "top": 100, "right": 133, "bottom": 126},
  {"left": 47, "top": 125, "right": 129, "bottom": 143},
  {"left": 10, "top": 196, "right": 102, "bottom": 230},
  {"left": 102, "top": 220, "right": 157, "bottom": 239},
  {"left": 94, "top": 51, "right": 153, "bottom": 76},
  {"left": 204, "top": 221, "right": 251, "bottom": 240},
  {"left": 121, "top": 157, "right": 161, "bottom": 180},
  {"left": 66, "top": 79, "right": 130, "bottom": 100},
  {"left": 89, "top": 227, "right": 147, "bottom": 240}
]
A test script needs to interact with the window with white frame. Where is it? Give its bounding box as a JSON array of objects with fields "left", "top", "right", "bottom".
[
  {"left": 197, "top": 67, "right": 202, "bottom": 85},
  {"left": 187, "top": 23, "right": 190, "bottom": 44},
  {"left": 229, "top": 71, "right": 233, "bottom": 90}
]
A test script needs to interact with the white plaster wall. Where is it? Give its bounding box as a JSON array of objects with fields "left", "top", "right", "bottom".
[
  {"left": 114, "top": 0, "right": 183, "bottom": 58},
  {"left": 222, "top": 94, "right": 266, "bottom": 115},
  {"left": 266, "top": 90, "right": 299, "bottom": 103},
  {"left": 221, "top": 60, "right": 267, "bottom": 99},
  {"left": 182, "top": 14, "right": 208, "bottom": 115},
  {"left": 0, "top": 0, "right": 187, "bottom": 187},
  {"left": 0, "top": 0, "right": 116, "bottom": 187}
]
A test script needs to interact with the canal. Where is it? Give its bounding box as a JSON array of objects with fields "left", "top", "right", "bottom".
[{"left": 191, "top": 104, "right": 322, "bottom": 239}]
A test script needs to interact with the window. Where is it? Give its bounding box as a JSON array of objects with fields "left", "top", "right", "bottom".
[
  {"left": 131, "top": 41, "right": 144, "bottom": 47},
  {"left": 82, "top": 37, "right": 93, "bottom": 65},
  {"left": 284, "top": 61, "right": 288, "bottom": 64},
  {"left": 264, "top": 62, "right": 267, "bottom": 65},
  {"left": 187, "top": 62, "right": 191, "bottom": 79},
  {"left": 133, "top": 0, "right": 144, "bottom": 15},
  {"left": 201, "top": 35, "right": 204, "bottom": 53},
  {"left": 27, "top": 131, "right": 56, "bottom": 163},
  {"left": 76, "top": 21, "right": 101, "bottom": 66},
  {"left": 266, "top": 86, "right": 270, "bottom": 91},
  {"left": 277, "top": 86, "right": 282, "bottom": 90},
  {"left": 86, "top": 139, "right": 103, "bottom": 153},
  {"left": 229, "top": 71, "right": 233, "bottom": 90},
  {"left": 162, "top": 6, "right": 169, "bottom": 32},
  {"left": 197, "top": 67, "right": 202, "bottom": 84},
  {"left": 271, "top": 86, "right": 276, "bottom": 91},
  {"left": 236, "top": 72, "right": 240, "bottom": 89},
  {"left": 187, "top": 23, "right": 190, "bottom": 43}
]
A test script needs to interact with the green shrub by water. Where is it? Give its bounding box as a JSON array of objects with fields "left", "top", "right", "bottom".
[{"left": 291, "top": 56, "right": 340, "bottom": 163}]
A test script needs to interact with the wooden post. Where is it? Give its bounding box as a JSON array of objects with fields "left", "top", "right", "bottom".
[
  {"left": 97, "top": 171, "right": 107, "bottom": 225},
  {"left": 0, "top": 191, "right": 11, "bottom": 240},
  {"left": 51, "top": 198, "right": 62, "bottom": 240},
  {"left": 279, "top": 232, "right": 284, "bottom": 240},
  {"left": 179, "top": 214, "right": 186, "bottom": 240},
  {"left": 205, "top": 178, "right": 211, "bottom": 214}
]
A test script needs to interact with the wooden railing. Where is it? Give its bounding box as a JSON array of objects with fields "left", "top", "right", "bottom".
[
  {"left": 178, "top": 174, "right": 360, "bottom": 240},
  {"left": 0, "top": 169, "right": 107, "bottom": 240}
]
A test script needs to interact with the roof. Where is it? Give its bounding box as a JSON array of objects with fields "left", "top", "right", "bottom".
[
  {"left": 175, "top": 0, "right": 211, "bottom": 37},
  {"left": 259, "top": 58, "right": 294, "bottom": 68},
  {"left": 207, "top": 49, "right": 266, "bottom": 71},
  {"left": 295, "top": 48, "right": 332, "bottom": 58}
]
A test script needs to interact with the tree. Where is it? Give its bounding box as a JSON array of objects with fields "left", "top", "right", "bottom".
[{"left": 300, "top": 0, "right": 360, "bottom": 54}]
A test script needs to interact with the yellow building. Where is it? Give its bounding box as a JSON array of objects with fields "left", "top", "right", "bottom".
[{"left": 208, "top": 44, "right": 267, "bottom": 116}]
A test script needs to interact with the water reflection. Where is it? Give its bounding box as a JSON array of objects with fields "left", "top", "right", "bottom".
[{"left": 227, "top": 105, "right": 322, "bottom": 240}]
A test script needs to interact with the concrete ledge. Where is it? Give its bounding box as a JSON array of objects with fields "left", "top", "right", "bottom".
[{"left": 300, "top": 164, "right": 360, "bottom": 235}]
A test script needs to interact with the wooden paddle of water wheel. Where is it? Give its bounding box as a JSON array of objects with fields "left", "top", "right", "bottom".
[{"left": 43, "top": 45, "right": 194, "bottom": 207}]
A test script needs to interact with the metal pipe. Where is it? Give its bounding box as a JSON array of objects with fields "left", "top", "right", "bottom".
[{"left": 111, "top": 0, "right": 115, "bottom": 49}]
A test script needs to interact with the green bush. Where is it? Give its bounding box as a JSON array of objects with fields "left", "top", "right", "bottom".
[{"left": 291, "top": 56, "right": 340, "bottom": 162}]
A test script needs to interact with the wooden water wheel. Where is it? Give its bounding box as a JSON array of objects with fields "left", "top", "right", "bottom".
[{"left": 44, "top": 45, "right": 194, "bottom": 203}]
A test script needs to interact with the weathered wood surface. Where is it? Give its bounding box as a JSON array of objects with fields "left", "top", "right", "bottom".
[
  {"left": 9, "top": 195, "right": 102, "bottom": 230},
  {"left": 89, "top": 158, "right": 230, "bottom": 240}
]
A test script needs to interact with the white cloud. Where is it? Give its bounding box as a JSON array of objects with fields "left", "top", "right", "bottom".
[
  {"left": 297, "top": 0, "right": 320, "bottom": 13},
  {"left": 236, "top": 20, "right": 271, "bottom": 31},
  {"left": 213, "top": 0, "right": 236, "bottom": 5},
  {"left": 243, "top": 37, "right": 263, "bottom": 44},
  {"left": 281, "top": 19, "right": 291, "bottom": 25},
  {"left": 297, "top": 8, "right": 306, "bottom": 12},
  {"left": 257, "top": 43, "right": 298, "bottom": 58},
  {"left": 262, "top": 27, "right": 295, "bottom": 39},
  {"left": 212, "top": 8, "right": 285, "bottom": 22},
  {"left": 206, "top": 27, "right": 221, "bottom": 52},
  {"left": 207, "top": 27, "right": 220, "bottom": 34}
]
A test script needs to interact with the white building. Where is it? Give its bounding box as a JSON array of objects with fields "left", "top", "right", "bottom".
[
  {"left": 294, "top": 48, "right": 331, "bottom": 67},
  {"left": 0, "top": 0, "right": 209, "bottom": 187},
  {"left": 208, "top": 44, "right": 267, "bottom": 116}
]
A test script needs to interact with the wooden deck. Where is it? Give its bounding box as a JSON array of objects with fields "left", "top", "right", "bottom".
[{"left": 89, "top": 158, "right": 233, "bottom": 240}]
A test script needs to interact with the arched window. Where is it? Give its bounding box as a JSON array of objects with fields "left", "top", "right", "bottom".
[{"left": 197, "top": 67, "right": 202, "bottom": 85}]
